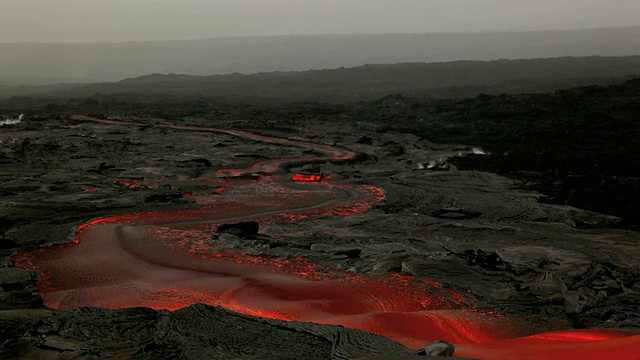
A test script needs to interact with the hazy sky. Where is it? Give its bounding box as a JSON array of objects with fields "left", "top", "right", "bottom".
[{"left": 1, "top": 0, "right": 639, "bottom": 43}]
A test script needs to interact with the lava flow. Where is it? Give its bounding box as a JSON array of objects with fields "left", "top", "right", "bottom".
[{"left": 13, "top": 115, "right": 640, "bottom": 359}]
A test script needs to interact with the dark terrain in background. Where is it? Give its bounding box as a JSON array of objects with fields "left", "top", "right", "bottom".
[
  {"left": 1, "top": 26, "right": 640, "bottom": 86},
  {"left": 358, "top": 79, "right": 640, "bottom": 230},
  {"left": 2, "top": 56, "right": 640, "bottom": 103},
  {"left": 2, "top": 78, "right": 639, "bottom": 230}
]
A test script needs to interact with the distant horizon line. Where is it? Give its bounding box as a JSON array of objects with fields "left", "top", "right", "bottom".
[
  {"left": 2, "top": 24, "right": 639, "bottom": 45},
  {"left": 2, "top": 55, "right": 639, "bottom": 89}
]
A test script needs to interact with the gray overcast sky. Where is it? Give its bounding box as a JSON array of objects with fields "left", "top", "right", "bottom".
[{"left": 1, "top": 0, "right": 639, "bottom": 43}]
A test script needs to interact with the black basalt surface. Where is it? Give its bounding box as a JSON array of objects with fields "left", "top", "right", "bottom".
[{"left": 0, "top": 78, "right": 639, "bottom": 358}]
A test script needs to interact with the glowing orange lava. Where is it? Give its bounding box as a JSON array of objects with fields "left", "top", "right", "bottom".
[
  {"left": 13, "top": 115, "right": 640, "bottom": 358},
  {"left": 292, "top": 174, "right": 324, "bottom": 182}
]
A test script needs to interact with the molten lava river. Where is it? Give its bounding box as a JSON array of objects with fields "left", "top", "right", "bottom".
[{"left": 13, "top": 115, "right": 640, "bottom": 359}]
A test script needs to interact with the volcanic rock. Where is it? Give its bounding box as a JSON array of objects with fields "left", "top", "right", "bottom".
[
  {"left": 357, "top": 135, "right": 374, "bottom": 145},
  {"left": 216, "top": 221, "right": 260, "bottom": 238},
  {"left": 416, "top": 340, "right": 455, "bottom": 356}
]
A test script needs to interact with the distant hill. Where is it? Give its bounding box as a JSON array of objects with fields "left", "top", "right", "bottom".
[
  {"left": 2, "top": 26, "right": 640, "bottom": 86},
  {"left": 1, "top": 56, "right": 640, "bottom": 104}
]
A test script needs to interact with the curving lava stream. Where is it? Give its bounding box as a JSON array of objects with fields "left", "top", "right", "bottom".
[{"left": 14, "top": 115, "right": 640, "bottom": 359}]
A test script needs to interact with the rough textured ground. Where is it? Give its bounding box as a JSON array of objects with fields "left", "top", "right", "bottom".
[{"left": 0, "top": 80, "right": 639, "bottom": 358}]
